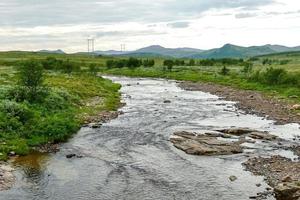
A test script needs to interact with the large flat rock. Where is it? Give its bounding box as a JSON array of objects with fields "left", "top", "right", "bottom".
[{"left": 170, "top": 131, "right": 243, "bottom": 156}]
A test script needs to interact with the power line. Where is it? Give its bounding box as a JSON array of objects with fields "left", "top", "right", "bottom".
[
  {"left": 121, "top": 44, "right": 126, "bottom": 52},
  {"left": 87, "top": 38, "right": 95, "bottom": 54}
]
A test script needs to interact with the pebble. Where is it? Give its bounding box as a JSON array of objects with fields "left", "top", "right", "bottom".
[{"left": 229, "top": 175, "right": 238, "bottom": 182}]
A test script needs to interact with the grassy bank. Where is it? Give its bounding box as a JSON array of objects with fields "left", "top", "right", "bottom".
[{"left": 0, "top": 65, "right": 120, "bottom": 161}]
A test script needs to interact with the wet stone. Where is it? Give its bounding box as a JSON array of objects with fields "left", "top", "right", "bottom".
[
  {"left": 170, "top": 131, "right": 243, "bottom": 156},
  {"left": 216, "top": 128, "right": 258, "bottom": 136},
  {"left": 229, "top": 176, "right": 238, "bottom": 182}
]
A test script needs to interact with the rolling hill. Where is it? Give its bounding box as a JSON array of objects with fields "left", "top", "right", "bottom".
[{"left": 73, "top": 44, "right": 300, "bottom": 59}]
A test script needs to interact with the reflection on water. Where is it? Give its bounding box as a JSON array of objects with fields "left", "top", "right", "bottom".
[{"left": 11, "top": 151, "right": 50, "bottom": 192}]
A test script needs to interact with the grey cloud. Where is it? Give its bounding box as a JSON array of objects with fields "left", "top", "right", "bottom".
[
  {"left": 235, "top": 13, "right": 258, "bottom": 18},
  {"left": 0, "top": 0, "right": 276, "bottom": 27},
  {"left": 167, "top": 22, "right": 190, "bottom": 28},
  {"left": 94, "top": 30, "right": 166, "bottom": 38},
  {"left": 265, "top": 10, "right": 300, "bottom": 16}
]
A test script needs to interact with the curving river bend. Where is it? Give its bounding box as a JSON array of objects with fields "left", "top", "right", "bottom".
[{"left": 1, "top": 76, "right": 300, "bottom": 200}]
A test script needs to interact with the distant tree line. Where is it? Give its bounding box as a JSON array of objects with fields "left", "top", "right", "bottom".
[
  {"left": 162, "top": 58, "right": 250, "bottom": 68},
  {"left": 25, "top": 57, "right": 100, "bottom": 76},
  {"left": 106, "top": 58, "right": 155, "bottom": 69},
  {"left": 262, "top": 58, "right": 290, "bottom": 65},
  {"left": 162, "top": 58, "right": 253, "bottom": 72},
  {"left": 41, "top": 57, "right": 81, "bottom": 74}
]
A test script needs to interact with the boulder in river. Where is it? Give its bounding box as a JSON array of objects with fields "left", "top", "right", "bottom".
[
  {"left": 274, "top": 181, "right": 300, "bottom": 200},
  {"left": 170, "top": 131, "right": 243, "bottom": 156}
]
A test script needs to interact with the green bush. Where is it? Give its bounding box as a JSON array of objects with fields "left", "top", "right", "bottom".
[
  {"left": 61, "top": 60, "right": 80, "bottom": 74},
  {"left": 219, "top": 66, "right": 230, "bottom": 75},
  {"left": 249, "top": 67, "right": 299, "bottom": 86},
  {"left": 163, "top": 60, "right": 174, "bottom": 71},
  {"left": 32, "top": 113, "right": 79, "bottom": 142},
  {"left": 263, "top": 67, "right": 287, "bottom": 85},
  {"left": 0, "top": 100, "right": 34, "bottom": 124},
  {"left": 143, "top": 59, "right": 155, "bottom": 67},
  {"left": 43, "top": 91, "right": 69, "bottom": 111},
  {"left": 88, "top": 63, "right": 98, "bottom": 75},
  {"left": 0, "top": 111, "right": 24, "bottom": 133},
  {"left": 17, "top": 60, "right": 46, "bottom": 102}
]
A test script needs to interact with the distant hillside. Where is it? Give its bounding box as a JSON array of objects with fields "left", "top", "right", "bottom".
[
  {"left": 93, "top": 50, "right": 129, "bottom": 55},
  {"left": 117, "top": 52, "right": 168, "bottom": 58},
  {"left": 80, "top": 44, "right": 300, "bottom": 59},
  {"left": 255, "top": 50, "right": 300, "bottom": 58},
  {"left": 189, "top": 44, "right": 287, "bottom": 59},
  {"left": 133, "top": 45, "right": 203, "bottom": 58},
  {"left": 38, "top": 49, "right": 65, "bottom": 54}
]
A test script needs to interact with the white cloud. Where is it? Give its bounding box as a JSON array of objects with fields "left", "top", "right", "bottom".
[{"left": 0, "top": 0, "right": 300, "bottom": 52}]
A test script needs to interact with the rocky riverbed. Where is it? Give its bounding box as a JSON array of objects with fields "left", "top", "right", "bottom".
[
  {"left": 244, "top": 156, "right": 300, "bottom": 200},
  {"left": 179, "top": 82, "right": 300, "bottom": 125},
  {"left": 171, "top": 127, "right": 300, "bottom": 199},
  {"left": 178, "top": 81, "right": 300, "bottom": 199}
]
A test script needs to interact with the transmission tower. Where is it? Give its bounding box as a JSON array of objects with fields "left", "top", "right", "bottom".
[
  {"left": 87, "top": 38, "right": 95, "bottom": 54},
  {"left": 121, "top": 44, "right": 126, "bottom": 52}
]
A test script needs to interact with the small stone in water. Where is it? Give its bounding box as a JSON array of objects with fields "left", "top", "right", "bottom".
[
  {"left": 256, "top": 183, "right": 262, "bottom": 187},
  {"left": 66, "top": 154, "right": 76, "bottom": 159},
  {"left": 229, "top": 176, "right": 237, "bottom": 182}
]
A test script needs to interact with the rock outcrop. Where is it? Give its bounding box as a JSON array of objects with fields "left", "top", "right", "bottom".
[{"left": 170, "top": 131, "right": 243, "bottom": 156}]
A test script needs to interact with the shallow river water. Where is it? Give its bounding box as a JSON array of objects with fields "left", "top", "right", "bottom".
[{"left": 1, "top": 76, "right": 300, "bottom": 200}]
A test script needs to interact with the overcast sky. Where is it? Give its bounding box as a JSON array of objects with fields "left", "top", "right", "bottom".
[{"left": 1, "top": 0, "right": 300, "bottom": 52}]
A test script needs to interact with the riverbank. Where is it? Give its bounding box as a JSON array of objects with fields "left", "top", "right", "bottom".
[
  {"left": 0, "top": 70, "right": 121, "bottom": 161},
  {"left": 101, "top": 67, "right": 300, "bottom": 124},
  {"left": 244, "top": 156, "right": 300, "bottom": 200},
  {"left": 179, "top": 82, "right": 300, "bottom": 125},
  {"left": 0, "top": 71, "right": 121, "bottom": 190}
]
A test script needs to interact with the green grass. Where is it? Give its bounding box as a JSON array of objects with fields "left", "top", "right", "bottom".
[{"left": 0, "top": 65, "right": 120, "bottom": 161}]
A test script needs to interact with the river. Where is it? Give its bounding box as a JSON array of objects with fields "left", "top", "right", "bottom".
[{"left": 1, "top": 76, "right": 300, "bottom": 200}]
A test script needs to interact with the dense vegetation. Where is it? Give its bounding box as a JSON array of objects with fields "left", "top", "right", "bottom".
[
  {"left": 0, "top": 58, "right": 120, "bottom": 160},
  {"left": 106, "top": 57, "right": 155, "bottom": 69}
]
